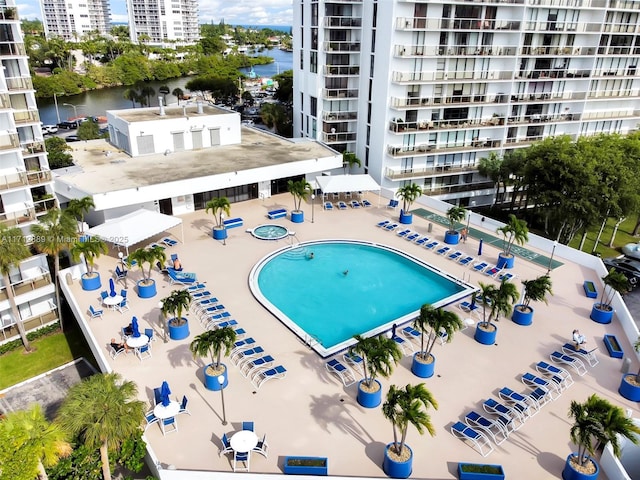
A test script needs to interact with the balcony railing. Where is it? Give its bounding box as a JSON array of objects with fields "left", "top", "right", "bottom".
[
  {"left": 396, "top": 17, "right": 521, "bottom": 31},
  {"left": 387, "top": 140, "right": 502, "bottom": 157},
  {"left": 322, "top": 88, "right": 359, "bottom": 99},
  {"left": 324, "top": 65, "right": 360, "bottom": 76},
  {"left": 0, "top": 132, "right": 21, "bottom": 151},
  {"left": 528, "top": 0, "right": 606, "bottom": 7},
  {"left": 0, "top": 266, "right": 52, "bottom": 300},
  {"left": 389, "top": 117, "right": 505, "bottom": 134},
  {"left": 22, "top": 141, "right": 45, "bottom": 156},
  {"left": 588, "top": 89, "right": 640, "bottom": 99},
  {"left": 394, "top": 44, "right": 602, "bottom": 58},
  {"left": 13, "top": 109, "right": 40, "bottom": 125},
  {"left": 321, "top": 131, "right": 357, "bottom": 143},
  {"left": 598, "top": 46, "right": 640, "bottom": 55},
  {"left": 5, "top": 77, "right": 34, "bottom": 91},
  {"left": 0, "top": 207, "right": 37, "bottom": 227},
  {"left": 0, "top": 42, "right": 26, "bottom": 56},
  {"left": 423, "top": 181, "right": 496, "bottom": 196},
  {"left": 34, "top": 197, "right": 56, "bottom": 214},
  {"left": 322, "top": 111, "right": 358, "bottom": 121},
  {"left": 0, "top": 93, "right": 10, "bottom": 109},
  {"left": 510, "top": 91, "right": 587, "bottom": 101},
  {"left": 507, "top": 112, "right": 582, "bottom": 124},
  {"left": 523, "top": 21, "right": 602, "bottom": 32},
  {"left": 0, "top": 6, "right": 18, "bottom": 20},
  {"left": 385, "top": 165, "right": 480, "bottom": 180},
  {"left": 323, "top": 41, "right": 361, "bottom": 52},
  {"left": 392, "top": 70, "right": 513, "bottom": 83},
  {"left": 581, "top": 109, "right": 640, "bottom": 120},
  {"left": 602, "top": 23, "right": 640, "bottom": 33},
  {"left": 0, "top": 170, "right": 52, "bottom": 191},
  {"left": 515, "top": 69, "right": 591, "bottom": 79},
  {"left": 505, "top": 136, "right": 545, "bottom": 145},
  {"left": 323, "top": 16, "right": 362, "bottom": 28},
  {"left": 521, "top": 46, "right": 597, "bottom": 56}
]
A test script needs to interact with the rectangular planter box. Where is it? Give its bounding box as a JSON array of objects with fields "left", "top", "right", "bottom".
[
  {"left": 603, "top": 334, "right": 624, "bottom": 358},
  {"left": 458, "top": 463, "right": 505, "bottom": 480},
  {"left": 583, "top": 280, "right": 598, "bottom": 298},
  {"left": 283, "top": 456, "right": 328, "bottom": 476}
]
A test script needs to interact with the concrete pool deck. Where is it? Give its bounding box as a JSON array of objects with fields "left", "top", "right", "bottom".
[{"left": 65, "top": 193, "right": 639, "bottom": 480}]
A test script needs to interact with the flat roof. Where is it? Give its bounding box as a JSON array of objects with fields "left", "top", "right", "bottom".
[
  {"left": 56, "top": 128, "right": 339, "bottom": 194},
  {"left": 108, "top": 104, "right": 229, "bottom": 122}
]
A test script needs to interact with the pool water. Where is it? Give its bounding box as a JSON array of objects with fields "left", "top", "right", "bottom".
[
  {"left": 251, "top": 224, "right": 290, "bottom": 240},
  {"left": 250, "top": 240, "right": 473, "bottom": 357}
]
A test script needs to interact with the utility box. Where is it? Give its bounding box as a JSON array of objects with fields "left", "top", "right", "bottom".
[
  {"left": 621, "top": 357, "right": 632, "bottom": 374},
  {"left": 428, "top": 223, "right": 433, "bottom": 232}
]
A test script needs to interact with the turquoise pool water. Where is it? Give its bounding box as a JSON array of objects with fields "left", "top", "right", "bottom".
[{"left": 250, "top": 240, "right": 473, "bottom": 357}]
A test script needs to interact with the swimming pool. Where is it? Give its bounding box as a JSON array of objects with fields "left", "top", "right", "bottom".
[{"left": 249, "top": 240, "right": 475, "bottom": 357}]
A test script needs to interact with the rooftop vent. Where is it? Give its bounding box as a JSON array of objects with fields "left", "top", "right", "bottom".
[
  {"left": 196, "top": 98, "right": 204, "bottom": 114},
  {"left": 158, "top": 97, "right": 165, "bottom": 116}
]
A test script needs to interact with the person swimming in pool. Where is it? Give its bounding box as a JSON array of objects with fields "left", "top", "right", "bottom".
[
  {"left": 343, "top": 270, "right": 349, "bottom": 276},
  {"left": 308, "top": 252, "right": 314, "bottom": 260}
]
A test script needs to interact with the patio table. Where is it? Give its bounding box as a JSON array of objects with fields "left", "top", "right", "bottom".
[
  {"left": 154, "top": 400, "right": 180, "bottom": 420},
  {"left": 230, "top": 430, "right": 258, "bottom": 453},
  {"left": 103, "top": 295, "right": 123, "bottom": 310},
  {"left": 126, "top": 334, "right": 149, "bottom": 349}
]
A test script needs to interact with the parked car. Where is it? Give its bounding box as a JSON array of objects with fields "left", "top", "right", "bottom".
[
  {"left": 603, "top": 256, "right": 640, "bottom": 288},
  {"left": 57, "top": 120, "right": 79, "bottom": 129},
  {"left": 65, "top": 135, "right": 80, "bottom": 142},
  {"left": 41, "top": 124, "right": 58, "bottom": 135},
  {"left": 621, "top": 242, "right": 640, "bottom": 260}
]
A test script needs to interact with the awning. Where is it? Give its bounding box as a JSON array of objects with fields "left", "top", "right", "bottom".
[
  {"left": 315, "top": 174, "right": 380, "bottom": 196},
  {"left": 86, "top": 209, "right": 183, "bottom": 254}
]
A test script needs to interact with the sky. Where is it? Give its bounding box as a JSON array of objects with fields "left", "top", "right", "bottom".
[{"left": 16, "top": 0, "right": 293, "bottom": 26}]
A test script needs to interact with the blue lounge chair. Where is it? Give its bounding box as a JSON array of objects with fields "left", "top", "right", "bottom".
[
  {"left": 161, "top": 237, "right": 178, "bottom": 247},
  {"left": 89, "top": 305, "right": 103, "bottom": 319},
  {"left": 144, "top": 410, "right": 160, "bottom": 430},
  {"left": 472, "top": 261, "right": 489, "bottom": 272},
  {"left": 376, "top": 219, "right": 390, "bottom": 228},
  {"left": 450, "top": 421, "right": 494, "bottom": 457},
  {"left": 415, "top": 236, "right": 429, "bottom": 246},
  {"left": 214, "top": 320, "right": 238, "bottom": 329},
  {"left": 350, "top": 200, "right": 361, "bottom": 208},
  {"left": 561, "top": 343, "right": 599, "bottom": 367},
  {"left": 425, "top": 240, "right": 440, "bottom": 250},
  {"left": 396, "top": 229, "right": 411, "bottom": 238},
  {"left": 436, "top": 245, "right": 451, "bottom": 256},
  {"left": 168, "top": 270, "right": 197, "bottom": 285},
  {"left": 498, "top": 387, "right": 538, "bottom": 416},
  {"left": 241, "top": 354, "right": 275, "bottom": 377},
  {"left": 343, "top": 352, "right": 363, "bottom": 375},
  {"left": 337, "top": 201, "right": 348, "bottom": 210},
  {"left": 114, "top": 266, "right": 127, "bottom": 284},
  {"left": 458, "top": 255, "right": 475, "bottom": 266},
  {"left": 458, "top": 301, "right": 480, "bottom": 313},
  {"left": 522, "top": 372, "right": 560, "bottom": 399},
  {"left": 362, "top": 199, "right": 373, "bottom": 207},
  {"left": 550, "top": 351, "right": 587, "bottom": 376},
  {"left": 448, "top": 250, "right": 463, "bottom": 261},
  {"left": 251, "top": 365, "right": 287, "bottom": 390},
  {"left": 535, "top": 361, "right": 574, "bottom": 389},
  {"left": 528, "top": 386, "right": 553, "bottom": 408},
  {"left": 186, "top": 283, "right": 207, "bottom": 292},
  {"left": 464, "top": 411, "right": 509, "bottom": 445},
  {"left": 160, "top": 416, "right": 177, "bottom": 435},
  {"left": 324, "top": 202, "right": 334, "bottom": 210},
  {"left": 483, "top": 398, "right": 525, "bottom": 429},
  {"left": 401, "top": 326, "right": 421, "bottom": 342},
  {"left": 392, "top": 335, "right": 414, "bottom": 355},
  {"left": 326, "top": 358, "right": 356, "bottom": 386},
  {"left": 406, "top": 232, "right": 420, "bottom": 241},
  {"left": 497, "top": 272, "right": 514, "bottom": 282},
  {"left": 386, "top": 199, "right": 399, "bottom": 210},
  {"left": 231, "top": 345, "right": 263, "bottom": 365},
  {"left": 384, "top": 223, "right": 399, "bottom": 231},
  {"left": 179, "top": 395, "right": 190, "bottom": 415},
  {"left": 485, "top": 266, "right": 503, "bottom": 277}
]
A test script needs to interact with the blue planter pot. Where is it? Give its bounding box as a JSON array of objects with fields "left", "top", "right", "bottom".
[
  {"left": 399, "top": 210, "right": 413, "bottom": 225},
  {"left": 562, "top": 453, "right": 599, "bottom": 480},
  {"left": 357, "top": 379, "right": 382, "bottom": 408},
  {"left": 474, "top": 323, "right": 497, "bottom": 345},
  {"left": 457, "top": 463, "right": 505, "bottom": 479},
  {"left": 204, "top": 363, "right": 228, "bottom": 391},
  {"left": 619, "top": 374, "right": 640, "bottom": 401},
  {"left": 382, "top": 443, "right": 412, "bottom": 479},
  {"left": 212, "top": 227, "right": 227, "bottom": 240},
  {"left": 168, "top": 317, "right": 189, "bottom": 340},
  {"left": 291, "top": 210, "right": 304, "bottom": 223},
  {"left": 512, "top": 305, "right": 533, "bottom": 326},
  {"left": 81, "top": 273, "right": 101, "bottom": 291},
  {"left": 411, "top": 352, "right": 435, "bottom": 378},
  {"left": 590, "top": 303, "right": 613, "bottom": 324},
  {"left": 137, "top": 279, "right": 157, "bottom": 298},
  {"left": 444, "top": 231, "right": 460, "bottom": 245},
  {"left": 497, "top": 253, "right": 515, "bottom": 269}
]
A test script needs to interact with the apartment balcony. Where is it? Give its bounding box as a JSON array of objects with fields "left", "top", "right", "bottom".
[
  {"left": 0, "top": 41, "right": 26, "bottom": 56},
  {"left": 593, "top": 67, "right": 638, "bottom": 78},
  {"left": 608, "top": 0, "right": 640, "bottom": 8},
  {"left": 389, "top": 117, "right": 505, "bottom": 134},
  {"left": 322, "top": 111, "right": 358, "bottom": 122},
  {"left": 523, "top": 20, "right": 601, "bottom": 32},
  {"left": 603, "top": 23, "right": 640, "bottom": 33},
  {"left": 22, "top": 140, "right": 45, "bottom": 156},
  {"left": 0, "top": 266, "right": 52, "bottom": 302},
  {"left": 0, "top": 93, "right": 10, "bottom": 109},
  {"left": 529, "top": 0, "right": 606, "bottom": 7},
  {"left": 395, "top": 17, "right": 521, "bottom": 32},
  {"left": 0, "top": 132, "right": 20, "bottom": 151},
  {"left": 5, "top": 76, "right": 34, "bottom": 91},
  {"left": 392, "top": 69, "right": 513, "bottom": 84},
  {"left": 391, "top": 94, "right": 509, "bottom": 109},
  {"left": 1, "top": 304, "right": 58, "bottom": 342},
  {"left": 588, "top": 88, "right": 640, "bottom": 99},
  {"left": 0, "top": 169, "right": 51, "bottom": 191},
  {"left": 507, "top": 112, "right": 582, "bottom": 124},
  {"left": 598, "top": 46, "right": 640, "bottom": 55},
  {"left": 323, "top": 41, "right": 361, "bottom": 53},
  {"left": 424, "top": 181, "right": 496, "bottom": 196},
  {"left": 325, "top": 0, "right": 362, "bottom": 3},
  {"left": 387, "top": 140, "right": 502, "bottom": 158},
  {"left": 581, "top": 109, "right": 640, "bottom": 121},
  {"left": 394, "top": 44, "right": 519, "bottom": 57},
  {"left": 521, "top": 46, "right": 597, "bottom": 56},
  {"left": 323, "top": 65, "right": 360, "bottom": 76},
  {"left": 34, "top": 197, "right": 56, "bottom": 214},
  {"left": 0, "top": 207, "right": 37, "bottom": 227},
  {"left": 515, "top": 68, "right": 591, "bottom": 79},
  {"left": 384, "top": 165, "right": 480, "bottom": 181},
  {"left": 0, "top": 6, "right": 19, "bottom": 20},
  {"left": 13, "top": 109, "right": 40, "bottom": 125},
  {"left": 323, "top": 16, "right": 362, "bottom": 28},
  {"left": 321, "top": 131, "right": 357, "bottom": 143},
  {"left": 322, "top": 88, "right": 359, "bottom": 99},
  {"left": 505, "top": 136, "right": 545, "bottom": 146},
  {"left": 510, "top": 91, "right": 587, "bottom": 102}
]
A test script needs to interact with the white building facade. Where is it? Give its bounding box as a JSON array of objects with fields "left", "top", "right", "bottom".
[
  {"left": 293, "top": 0, "right": 640, "bottom": 207},
  {"left": 40, "top": 0, "right": 111, "bottom": 41},
  {"left": 1, "top": 2, "right": 59, "bottom": 343},
  {"left": 126, "top": 0, "right": 200, "bottom": 47}
]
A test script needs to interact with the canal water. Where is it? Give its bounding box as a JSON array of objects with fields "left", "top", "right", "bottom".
[{"left": 37, "top": 48, "right": 293, "bottom": 125}]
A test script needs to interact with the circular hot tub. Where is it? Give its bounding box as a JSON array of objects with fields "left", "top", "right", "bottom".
[{"left": 251, "top": 224, "right": 290, "bottom": 240}]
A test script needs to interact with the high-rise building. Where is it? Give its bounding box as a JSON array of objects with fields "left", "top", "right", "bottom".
[
  {"left": 1, "top": 1, "right": 59, "bottom": 343},
  {"left": 294, "top": 0, "right": 640, "bottom": 206},
  {"left": 126, "top": 0, "right": 200, "bottom": 48},
  {"left": 40, "top": 0, "right": 111, "bottom": 41}
]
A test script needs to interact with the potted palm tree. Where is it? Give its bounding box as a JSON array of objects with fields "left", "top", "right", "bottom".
[
  {"left": 590, "top": 268, "right": 629, "bottom": 324},
  {"left": 288, "top": 179, "right": 311, "bottom": 223},
  {"left": 66, "top": 196, "right": 95, "bottom": 237},
  {"left": 512, "top": 275, "right": 553, "bottom": 326},
  {"left": 444, "top": 206, "right": 466, "bottom": 245},
  {"left": 474, "top": 279, "right": 519, "bottom": 345},
  {"left": 411, "top": 304, "right": 463, "bottom": 378},
  {"left": 496, "top": 214, "right": 529, "bottom": 269},
  {"left": 395, "top": 183, "right": 422, "bottom": 225},
  {"left": 342, "top": 151, "right": 361, "bottom": 175},
  {"left": 563, "top": 394, "right": 640, "bottom": 480},
  {"left": 619, "top": 336, "right": 640, "bottom": 401},
  {"left": 205, "top": 197, "right": 231, "bottom": 241},
  {"left": 350, "top": 334, "right": 402, "bottom": 408},
  {"left": 189, "top": 327, "right": 237, "bottom": 391},
  {"left": 161, "top": 289, "right": 192, "bottom": 340},
  {"left": 382, "top": 384, "right": 438, "bottom": 478},
  {"left": 127, "top": 245, "right": 166, "bottom": 298},
  {"left": 70, "top": 237, "right": 109, "bottom": 291}
]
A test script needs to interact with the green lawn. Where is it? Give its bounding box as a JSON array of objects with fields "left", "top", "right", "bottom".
[
  {"left": 567, "top": 216, "right": 638, "bottom": 258},
  {"left": 0, "top": 327, "right": 95, "bottom": 390}
]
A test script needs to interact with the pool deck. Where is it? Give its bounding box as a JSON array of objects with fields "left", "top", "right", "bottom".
[{"left": 68, "top": 193, "right": 639, "bottom": 480}]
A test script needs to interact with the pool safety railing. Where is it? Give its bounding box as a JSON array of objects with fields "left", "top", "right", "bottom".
[{"left": 305, "top": 333, "right": 321, "bottom": 348}]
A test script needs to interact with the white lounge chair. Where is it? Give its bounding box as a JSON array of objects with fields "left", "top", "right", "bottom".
[
  {"left": 326, "top": 358, "right": 356, "bottom": 386},
  {"left": 451, "top": 421, "right": 494, "bottom": 457}
]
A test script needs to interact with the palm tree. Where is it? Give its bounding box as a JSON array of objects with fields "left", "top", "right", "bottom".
[
  {"left": 634, "top": 337, "right": 640, "bottom": 383},
  {"left": 127, "top": 245, "right": 166, "bottom": 284},
  {"left": 161, "top": 289, "right": 192, "bottom": 328},
  {"left": 0, "top": 404, "right": 71, "bottom": 480},
  {"left": 342, "top": 151, "right": 361, "bottom": 175},
  {"left": 65, "top": 196, "right": 94, "bottom": 234},
  {"left": 159, "top": 85, "right": 170, "bottom": 103},
  {"left": 446, "top": 205, "right": 466, "bottom": 234},
  {"left": 205, "top": 197, "right": 231, "bottom": 228},
  {"left": 172, "top": 87, "right": 184, "bottom": 105},
  {"left": 56, "top": 373, "right": 145, "bottom": 480},
  {"left": 519, "top": 275, "right": 553, "bottom": 309},
  {"left": 139, "top": 85, "right": 155, "bottom": 107},
  {"left": 497, "top": 214, "right": 529, "bottom": 258},
  {"left": 382, "top": 384, "right": 438, "bottom": 458},
  {"left": 70, "top": 237, "right": 108, "bottom": 277},
  {"left": 287, "top": 179, "right": 312, "bottom": 212},
  {"left": 189, "top": 327, "right": 237, "bottom": 372},
  {"left": 489, "top": 277, "right": 519, "bottom": 322},
  {"left": 412, "top": 303, "right": 463, "bottom": 362},
  {"left": 31, "top": 208, "right": 77, "bottom": 331},
  {"left": 598, "top": 268, "right": 630, "bottom": 309},
  {"left": 477, "top": 282, "right": 497, "bottom": 329},
  {"left": 567, "top": 394, "right": 640, "bottom": 469},
  {"left": 123, "top": 87, "right": 138, "bottom": 108},
  {"left": 0, "top": 225, "right": 33, "bottom": 351},
  {"left": 350, "top": 334, "right": 402, "bottom": 390},
  {"left": 395, "top": 183, "right": 422, "bottom": 214}
]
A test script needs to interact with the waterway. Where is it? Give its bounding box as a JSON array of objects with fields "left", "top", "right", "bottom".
[{"left": 36, "top": 48, "right": 293, "bottom": 125}]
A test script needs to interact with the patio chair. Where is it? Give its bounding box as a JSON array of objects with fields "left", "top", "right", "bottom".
[
  {"left": 100, "top": 291, "right": 108, "bottom": 302},
  {"left": 234, "top": 327, "right": 247, "bottom": 338},
  {"left": 535, "top": 361, "right": 574, "bottom": 389},
  {"left": 400, "top": 325, "right": 421, "bottom": 343},
  {"left": 561, "top": 343, "right": 599, "bottom": 367},
  {"left": 160, "top": 416, "right": 178, "bottom": 435},
  {"left": 498, "top": 387, "right": 537, "bottom": 417},
  {"left": 458, "top": 255, "right": 475, "bottom": 266},
  {"left": 527, "top": 386, "right": 553, "bottom": 408},
  {"left": 177, "top": 395, "right": 190, "bottom": 415},
  {"left": 415, "top": 236, "right": 430, "bottom": 246},
  {"left": 252, "top": 433, "right": 268, "bottom": 458},
  {"left": 145, "top": 328, "right": 155, "bottom": 343},
  {"left": 251, "top": 365, "right": 287, "bottom": 390},
  {"left": 168, "top": 270, "right": 197, "bottom": 285},
  {"left": 161, "top": 237, "right": 178, "bottom": 247},
  {"left": 482, "top": 398, "right": 525, "bottom": 430},
  {"left": 144, "top": 411, "right": 159, "bottom": 431},
  {"left": 324, "top": 202, "right": 334, "bottom": 210},
  {"left": 436, "top": 245, "right": 451, "bottom": 256},
  {"left": 458, "top": 301, "right": 480, "bottom": 314},
  {"left": 406, "top": 232, "right": 420, "bottom": 242},
  {"left": 121, "top": 289, "right": 128, "bottom": 298},
  {"left": 362, "top": 199, "right": 373, "bottom": 207},
  {"left": 229, "top": 338, "right": 256, "bottom": 359},
  {"left": 232, "top": 346, "right": 265, "bottom": 366},
  {"left": 241, "top": 355, "right": 275, "bottom": 377},
  {"left": 242, "top": 421, "right": 254, "bottom": 432},
  {"left": 350, "top": 200, "right": 361, "bottom": 208},
  {"left": 121, "top": 327, "right": 131, "bottom": 340},
  {"left": 114, "top": 266, "right": 127, "bottom": 284},
  {"left": 220, "top": 433, "right": 233, "bottom": 456},
  {"left": 116, "top": 296, "right": 130, "bottom": 314},
  {"left": 326, "top": 358, "right": 357, "bottom": 386},
  {"left": 450, "top": 421, "right": 494, "bottom": 457},
  {"left": 108, "top": 343, "right": 126, "bottom": 359},
  {"left": 376, "top": 219, "right": 390, "bottom": 228},
  {"left": 472, "top": 261, "right": 490, "bottom": 273},
  {"left": 186, "top": 282, "right": 207, "bottom": 293},
  {"left": 464, "top": 410, "right": 509, "bottom": 445},
  {"left": 448, "top": 250, "right": 463, "bottom": 261},
  {"left": 550, "top": 351, "right": 587, "bottom": 377},
  {"left": 521, "top": 372, "right": 561, "bottom": 399},
  {"left": 337, "top": 201, "right": 348, "bottom": 210},
  {"left": 497, "top": 272, "right": 515, "bottom": 282},
  {"left": 386, "top": 199, "right": 399, "bottom": 210},
  {"left": 233, "top": 450, "right": 250, "bottom": 472},
  {"left": 135, "top": 344, "right": 152, "bottom": 361},
  {"left": 384, "top": 222, "right": 399, "bottom": 231},
  {"left": 396, "top": 228, "right": 411, "bottom": 238},
  {"left": 392, "top": 335, "right": 415, "bottom": 355},
  {"left": 424, "top": 240, "right": 440, "bottom": 250},
  {"left": 485, "top": 265, "right": 503, "bottom": 277},
  {"left": 89, "top": 305, "right": 103, "bottom": 319},
  {"left": 343, "top": 352, "right": 364, "bottom": 376},
  {"left": 153, "top": 387, "right": 162, "bottom": 405},
  {"left": 214, "top": 320, "right": 239, "bottom": 330}
]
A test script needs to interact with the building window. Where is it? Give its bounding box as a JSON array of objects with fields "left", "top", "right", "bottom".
[
  {"left": 310, "top": 96, "right": 317, "bottom": 116},
  {"left": 310, "top": 51, "right": 317, "bottom": 73},
  {"left": 311, "top": 3, "right": 318, "bottom": 26},
  {"left": 300, "top": 50, "right": 304, "bottom": 69},
  {"left": 311, "top": 28, "right": 318, "bottom": 50}
]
